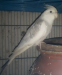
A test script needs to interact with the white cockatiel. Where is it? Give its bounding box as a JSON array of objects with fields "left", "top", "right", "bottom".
[{"left": 0, "top": 5, "right": 58, "bottom": 74}]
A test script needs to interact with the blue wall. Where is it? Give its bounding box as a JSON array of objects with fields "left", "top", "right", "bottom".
[{"left": 0, "top": 0, "right": 62, "bottom": 13}]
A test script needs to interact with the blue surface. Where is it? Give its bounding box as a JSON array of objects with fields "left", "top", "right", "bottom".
[{"left": 0, "top": 0, "right": 62, "bottom": 12}]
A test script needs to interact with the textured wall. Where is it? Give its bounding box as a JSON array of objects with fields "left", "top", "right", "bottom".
[{"left": 0, "top": 11, "right": 62, "bottom": 75}]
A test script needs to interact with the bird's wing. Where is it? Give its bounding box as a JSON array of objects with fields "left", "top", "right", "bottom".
[
  {"left": 14, "top": 18, "right": 46, "bottom": 53},
  {"left": 8, "top": 18, "right": 48, "bottom": 64}
]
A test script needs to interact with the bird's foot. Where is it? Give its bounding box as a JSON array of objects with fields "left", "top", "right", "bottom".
[{"left": 36, "top": 42, "right": 45, "bottom": 52}]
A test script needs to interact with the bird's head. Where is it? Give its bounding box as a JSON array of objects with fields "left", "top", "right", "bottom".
[{"left": 41, "top": 5, "right": 58, "bottom": 25}]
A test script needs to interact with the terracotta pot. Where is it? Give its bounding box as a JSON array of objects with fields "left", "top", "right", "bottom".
[{"left": 29, "top": 37, "right": 62, "bottom": 75}]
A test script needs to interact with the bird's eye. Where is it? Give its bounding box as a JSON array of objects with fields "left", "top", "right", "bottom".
[{"left": 50, "top": 11, "right": 52, "bottom": 13}]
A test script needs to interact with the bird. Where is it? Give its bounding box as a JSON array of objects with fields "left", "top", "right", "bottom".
[{"left": 0, "top": 5, "right": 58, "bottom": 74}]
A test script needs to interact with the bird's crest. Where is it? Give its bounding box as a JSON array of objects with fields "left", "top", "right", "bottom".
[
  {"left": 44, "top": 5, "right": 55, "bottom": 9},
  {"left": 44, "top": 4, "right": 57, "bottom": 12}
]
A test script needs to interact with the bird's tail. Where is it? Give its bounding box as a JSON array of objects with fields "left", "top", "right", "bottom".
[
  {"left": 0, "top": 60, "right": 9, "bottom": 75},
  {"left": 0, "top": 45, "right": 31, "bottom": 75},
  {"left": 8, "top": 45, "right": 30, "bottom": 65}
]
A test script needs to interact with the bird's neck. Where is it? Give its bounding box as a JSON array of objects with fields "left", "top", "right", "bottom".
[
  {"left": 44, "top": 18, "right": 54, "bottom": 25},
  {"left": 41, "top": 14, "right": 55, "bottom": 25}
]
